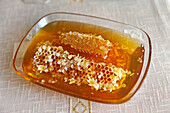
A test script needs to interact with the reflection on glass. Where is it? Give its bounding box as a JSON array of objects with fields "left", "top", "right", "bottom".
[
  {"left": 67, "top": 0, "right": 83, "bottom": 4},
  {"left": 22, "top": 0, "right": 50, "bottom": 4}
]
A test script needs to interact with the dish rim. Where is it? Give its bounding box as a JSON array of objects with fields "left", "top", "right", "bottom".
[{"left": 13, "top": 12, "right": 152, "bottom": 104}]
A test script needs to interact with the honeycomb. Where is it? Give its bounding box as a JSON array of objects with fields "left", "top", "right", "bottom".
[
  {"left": 32, "top": 41, "right": 129, "bottom": 92},
  {"left": 58, "top": 31, "right": 112, "bottom": 59}
]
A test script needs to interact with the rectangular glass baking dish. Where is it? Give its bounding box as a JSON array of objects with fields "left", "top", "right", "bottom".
[{"left": 13, "top": 12, "right": 151, "bottom": 104}]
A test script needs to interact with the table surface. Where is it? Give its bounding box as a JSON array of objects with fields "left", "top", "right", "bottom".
[{"left": 0, "top": 0, "right": 170, "bottom": 113}]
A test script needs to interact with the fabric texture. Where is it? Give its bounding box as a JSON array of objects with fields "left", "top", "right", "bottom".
[{"left": 0, "top": 0, "right": 169, "bottom": 113}]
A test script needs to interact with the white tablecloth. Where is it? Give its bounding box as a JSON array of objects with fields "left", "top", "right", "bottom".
[{"left": 0, "top": 0, "right": 170, "bottom": 112}]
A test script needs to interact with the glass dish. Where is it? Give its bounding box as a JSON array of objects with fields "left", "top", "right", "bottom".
[{"left": 13, "top": 12, "right": 151, "bottom": 104}]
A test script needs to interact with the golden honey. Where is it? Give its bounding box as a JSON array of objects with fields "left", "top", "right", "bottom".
[{"left": 22, "top": 21, "right": 144, "bottom": 100}]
